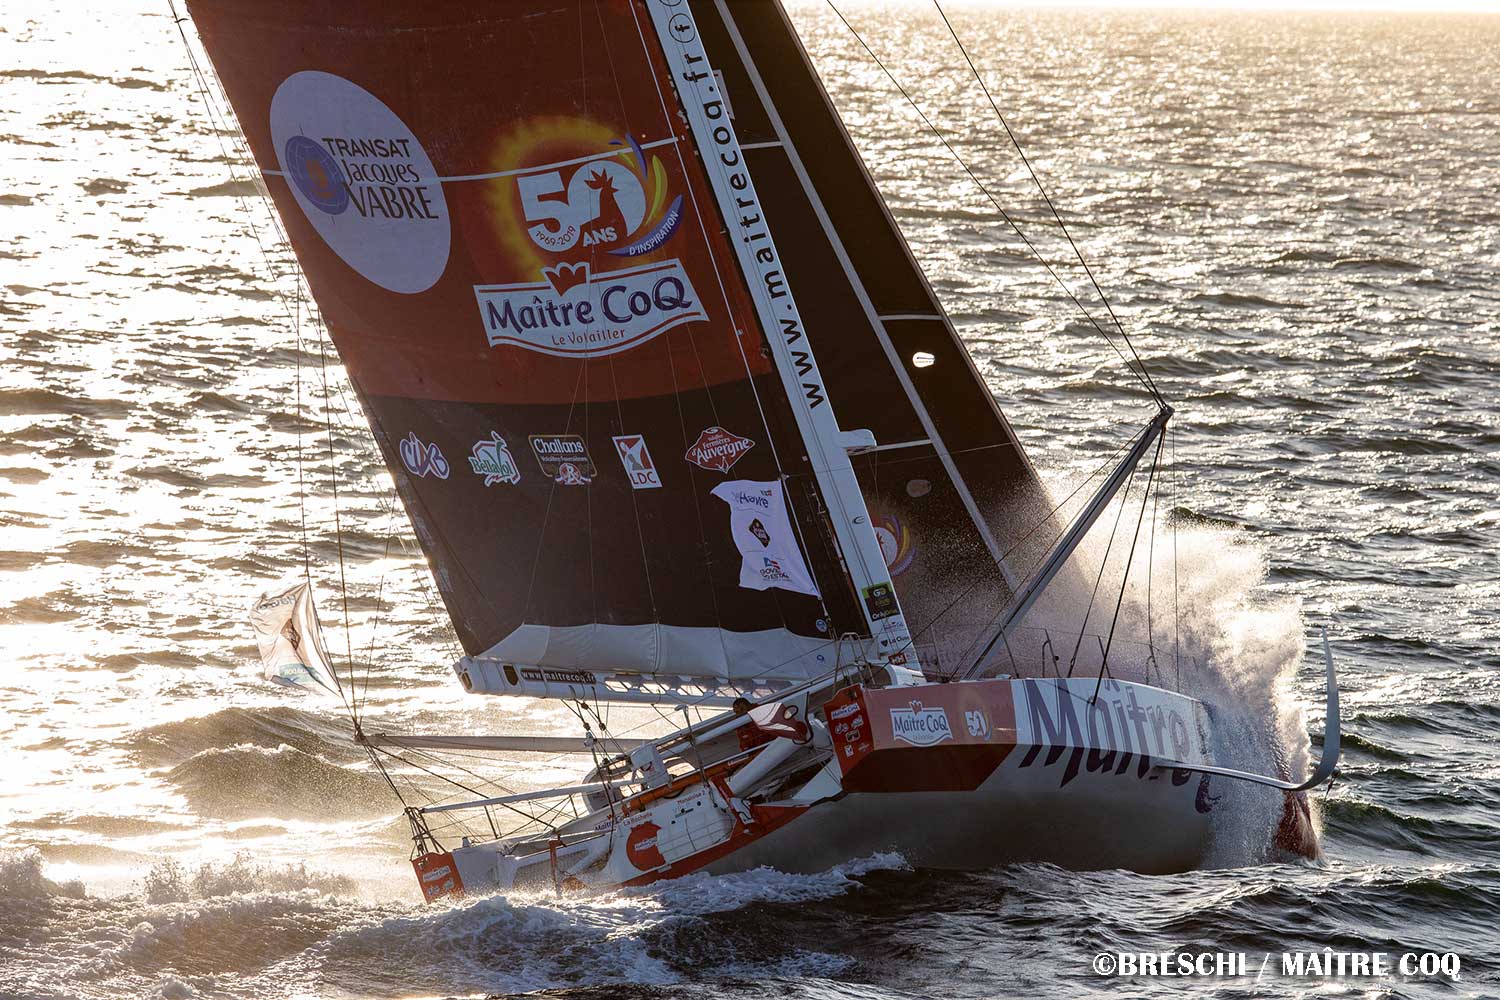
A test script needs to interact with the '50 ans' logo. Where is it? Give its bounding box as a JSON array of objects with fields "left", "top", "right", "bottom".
[
  {"left": 516, "top": 133, "right": 683, "bottom": 258},
  {"left": 470, "top": 120, "right": 701, "bottom": 358}
]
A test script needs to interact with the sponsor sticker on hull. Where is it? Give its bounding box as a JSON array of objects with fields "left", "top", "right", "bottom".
[
  {"left": 411, "top": 851, "right": 464, "bottom": 903},
  {"left": 889, "top": 701, "right": 954, "bottom": 747},
  {"left": 625, "top": 817, "right": 666, "bottom": 871}
]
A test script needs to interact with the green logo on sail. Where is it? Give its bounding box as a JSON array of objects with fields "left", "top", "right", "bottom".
[{"left": 469, "top": 431, "right": 522, "bottom": 486}]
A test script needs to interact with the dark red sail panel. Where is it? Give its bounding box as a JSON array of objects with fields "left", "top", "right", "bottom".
[{"left": 186, "top": 0, "right": 865, "bottom": 671}]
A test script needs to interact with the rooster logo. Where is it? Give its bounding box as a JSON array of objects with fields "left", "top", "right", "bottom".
[{"left": 606, "top": 133, "right": 684, "bottom": 258}]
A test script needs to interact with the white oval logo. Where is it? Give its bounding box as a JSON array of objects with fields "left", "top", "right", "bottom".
[{"left": 270, "top": 71, "right": 450, "bottom": 294}]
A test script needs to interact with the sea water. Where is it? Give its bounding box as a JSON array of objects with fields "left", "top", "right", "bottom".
[{"left": 1, "top": 2, "right": 1497, "bottom": 998}]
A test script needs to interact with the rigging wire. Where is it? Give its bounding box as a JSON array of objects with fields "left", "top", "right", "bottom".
[
  {"left": 366, "top": 743, "right": 556, "bottom": 832},
  {"left": 168, "top": 5, "right": 462, "bottom": 811},
  {"left": 314, "top": 324, "right": 359, "bottom": 724},
  {"left": 937, "top": 422, "right": 1146, "bottom": 678},
  {"left": 825, "top": 0, "right": 1193, "bottom": 693},
  {"left": 1146, "top": 426, "right": 1162, "bottom": 676},
  {"left": 293, "top": 293, "right": 312, "bottom": 588},
  {"left": 167, "top": 2, "right": 363, "bottom": 726},
  {"left": 823, "top": 0, "right": 1162, "bottom": 404},
  {"left": 1064, "top": 456, "right": 1137, "bottom": 675},
  {"left": 1093, "top": 432, "right": 1166, "bottom": 703},
  {"left": 930, "top": 0, "right": 1163, "bottom": 402},
  {"left": 1171, "top": 425, "right": 1183, "bottom": 688},
  {"left": 920, "top": 419, "right": 1149, "bottom": 679}
]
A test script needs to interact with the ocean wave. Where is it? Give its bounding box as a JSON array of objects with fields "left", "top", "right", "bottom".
[
  {"left": 0, "top": 852, "right": 908, "bottom": 1000},
  {"left": 309, "top": 854, "right": 909, "bottom": 996},
  {"left": 0, "top": 386, "right": 134, "bottom": 419},
  {"left": 131, "top": 706, "right": 354, "bottom": 767},
  {"left": 140, "top": 852, "right": 357, "bottom": 904},
  {"left": 0, "top": 848, "right": 86, "bottom": 900},
  {"left": 1147, "top": 863, "right": 1500, "bottom": 962},
  {"left": 1319, "top": 796, "right": 1500, "bottom": 860},
  {"left": 1340, "top": 732, "right": 1409, "bottom": 762},
  {"left": 165, "top": 744, "right": 393, "bottom": 820}
]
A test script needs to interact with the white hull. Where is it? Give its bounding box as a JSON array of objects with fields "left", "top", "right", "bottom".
[
  {"left": 707, "top": 754, "right": 1212, "bottom": 878},
  {"left": 410, "top": 674, "right": 1299, "bottom": 901}
]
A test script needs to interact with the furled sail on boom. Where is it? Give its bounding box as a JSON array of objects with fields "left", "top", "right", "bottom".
[{"left": 187, "top": 0, "right": 945, "bottom": 702}]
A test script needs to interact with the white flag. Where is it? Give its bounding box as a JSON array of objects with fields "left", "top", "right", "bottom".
[
  {"left": 711, "top": 480, "right": 820, "bottom": 598},
  {"left": 248, "top": 582, "right": 342, "bottom": 696}
]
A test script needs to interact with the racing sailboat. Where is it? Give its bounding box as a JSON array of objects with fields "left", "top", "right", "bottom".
[{"left": 184, "top": 0, "right": 1339, "bottom": 898}]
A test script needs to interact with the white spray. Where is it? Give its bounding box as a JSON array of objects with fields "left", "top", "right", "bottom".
[{"left": 1012, "top": 497, "right": 1315, "bottom": 867}]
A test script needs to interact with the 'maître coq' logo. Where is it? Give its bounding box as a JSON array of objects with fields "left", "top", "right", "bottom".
[{"left": 473, "top": 121, "right": 702, "bottom": 359}]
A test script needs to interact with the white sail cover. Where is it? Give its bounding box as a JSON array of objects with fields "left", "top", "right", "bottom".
[
  {"left": 249, "top": 582, "right": 342, "bottom": 695},
  {"left": 712, "top": 480, "right": 820, "bottom": 598}
]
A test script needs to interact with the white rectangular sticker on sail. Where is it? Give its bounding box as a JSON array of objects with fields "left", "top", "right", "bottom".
[{"left": 712, "top": 480, "right": 820, "bottom": 598}]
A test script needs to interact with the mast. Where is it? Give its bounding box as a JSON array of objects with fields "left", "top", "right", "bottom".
[{"left": 641, "top": 0, "right": 917, "bottom": 667}]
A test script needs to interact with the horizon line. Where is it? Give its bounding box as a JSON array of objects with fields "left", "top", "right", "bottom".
[{"left": 821, "top": 0, "right": 1500, "bottom": 13}]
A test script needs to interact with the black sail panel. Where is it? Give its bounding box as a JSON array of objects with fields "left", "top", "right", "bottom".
[{"left": 691, "top": 1, "right": 1054, "bottom": 666}]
